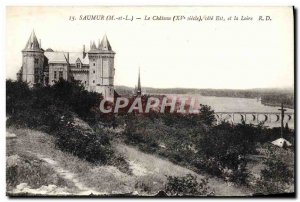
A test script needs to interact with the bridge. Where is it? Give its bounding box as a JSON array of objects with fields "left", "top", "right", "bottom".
[{"left": 214, "top": 112, "right": 294, "bottom": 124}]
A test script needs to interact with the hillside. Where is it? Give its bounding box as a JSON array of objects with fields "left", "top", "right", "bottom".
[
  {"left": 6, "top": 80, "right": 294, "bottom": 197},
  {"left": 7, "top": 126, "right": 251, "bottom": 196}
]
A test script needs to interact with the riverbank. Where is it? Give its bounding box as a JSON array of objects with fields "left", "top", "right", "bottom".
[{"left": 261, "top": 102, "right": 294, "bottom": 109}]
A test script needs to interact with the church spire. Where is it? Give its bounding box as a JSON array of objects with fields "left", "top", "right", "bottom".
[
  {"left": 23, "top": 30, "right": 42, "bottom": 51},
  {"left": 137, "top": 67, "right": 142, "bottom": 96}
]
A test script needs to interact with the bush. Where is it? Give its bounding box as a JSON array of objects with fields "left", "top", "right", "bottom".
[
  {"left": 55, "top": 123, "right": 113, "bottom": 164},
  {"left": 50, "top": 79, "right": 102, "bottom": 121},
  {"left": 6, "top": 80, "right": 31, "bottom": 115},
  {"left": 6, "top": 79, "right": 113, "bottom": 165},
  {"left": 199, "top": 104, "right": 216, "bottom": 126},
  {"left": 165, "top": 174, "right": 213, "bottom": 196},
  {"left": 195, "top": 122, "right": 258, "bottom": 184},
  {"left": 7, "top": 79, "right": 103, "bottom": 125},
  {"left": 255, "top": 146, "right": 294, "bottom": 195}
]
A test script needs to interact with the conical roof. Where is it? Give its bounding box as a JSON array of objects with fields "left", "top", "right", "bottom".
[
  {"left": 23, "top": 30, "right": 42, "bottom": 51},
  {"left": 91, "top": 41, "right": 97, "bottom": 50},
  {"left": 99, "top": 34, "right": 112, "bottom": 51}
]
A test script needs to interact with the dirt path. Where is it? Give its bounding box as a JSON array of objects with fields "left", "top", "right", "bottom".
[
  {"left": 115, "top": 143, "right": 252, "bottom": 196},
  {"left": 7, "top": 127, "right": 252, "bottom": 196},
  {"left": 37, "top": 155, "right": 106, "bottom": 195}
]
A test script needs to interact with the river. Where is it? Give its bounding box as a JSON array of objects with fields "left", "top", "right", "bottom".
[{"left": 165, "top": 94, "right": 294, "bottom": 129}]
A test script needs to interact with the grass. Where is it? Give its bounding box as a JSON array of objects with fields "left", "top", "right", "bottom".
[
  {"left": 7, "top": 126, "right": 252, "bottom": 196},
  {"left": 6, "top": 153, "right": 74, "bottom": 192},
  {"left": 114, "top": 143, "right": 252, "bottom": 196},
  {"left": 9, "top": 124, "right": 291, "bottom": 196},
  {"left": 6, "top": 127, "right": 136, "bottom": 195},
  {"left": 6, "top": 128, "right": 78, "bottom": 195}
]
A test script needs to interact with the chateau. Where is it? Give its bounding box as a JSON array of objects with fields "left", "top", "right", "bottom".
[{"left": 19, "top": 30, "right": 116, "bottom": 99}]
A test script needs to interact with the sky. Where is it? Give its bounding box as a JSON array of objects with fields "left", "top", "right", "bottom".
[{"left": 6, "top": 6, "right": 294, "bottom": 89}]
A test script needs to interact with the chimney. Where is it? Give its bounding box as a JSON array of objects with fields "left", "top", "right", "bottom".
[
  {"left": 83, "top": 45, "right": 86, "bottom": 58},
  {"left": 67, "top": 52, "right": 69, "bottom": 63}
]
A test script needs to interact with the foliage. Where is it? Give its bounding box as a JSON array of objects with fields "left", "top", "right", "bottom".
[
  {"left": 120, "top": 108, "right": 289, "bottom": 185},
  {"left": 165, "top": 174, "right": 213, "bottom": 196},
  {"left": 7, "top": 79, "right": 102, "bottom": 125},
  {"left": 261, "top": 93, "right": 294, "bottom": 108},
  {"left": 255, "top": 146, "right": 294, "bottom": 195},
  {"left": 122, "top": 114, "right": 159, "bottom": 153},
  {"left": 119, "top": 102, "right": 295, "bottom": 187},
  {"left": 6, "top": 80, "right": 31, "bottom": 115},
  {"left": 50, "top": 79, "right": 102, "bottom": 120},
  {"left": 195, "top": 122, "right": 263, "bottom": 184},
  {"left": 6, "top": 79, "right": 113, "bottom": 165},
  {"left": 199, "top": 104, "right": 216, "bottom": 126},
  {"left": 55, "top": 124, "right": 113, "bottom": 164}
]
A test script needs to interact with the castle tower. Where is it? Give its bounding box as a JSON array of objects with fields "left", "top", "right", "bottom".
[
  {"left": 21, "top": 30, "right": 44, "bottom": 86},
  {"left": 88, "top": 35, "right": 115, "bottom": 99}
]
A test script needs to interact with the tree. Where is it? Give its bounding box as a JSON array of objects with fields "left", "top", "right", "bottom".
[
  {"left": 199, "top": 104, "right": 216, "bottom": 126},
  {"left": 195, "top": 122, "right": 251, "bottom": 184},
  {"left": 255, "top": 146, "right": 294, "bottom": 195}
]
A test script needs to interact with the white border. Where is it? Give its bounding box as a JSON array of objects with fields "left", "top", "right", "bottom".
[{"left": 0, "top": 0, "right": 298, "bottom": 202}]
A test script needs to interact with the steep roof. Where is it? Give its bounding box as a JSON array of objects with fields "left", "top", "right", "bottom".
[
  {"left": 44, "top": 52, "right": 67, "bottom": 64},
  {"left": 23, "top": 30, "right": 42, "bottom": 51},
  {"left": 69, "top": 52, "right": 89, "bottom": 65},
  {"left": 99, "top": 34, "right": 112, "bottom": 51},
  {"left": 44, "top": 51, "right": 89, "bottom": 65}
]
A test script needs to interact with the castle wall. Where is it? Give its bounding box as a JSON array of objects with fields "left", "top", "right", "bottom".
[
  {"left": 70, "top": 68, "right": 89, "bottom": 90},
  {"left": 48, "top": 63, "right": 69, "bottom": 85},
  {"left": 95, "top": 86, "right": 114, "bottom": 99},
  {"left": 88, "top": 54, "right": 99, "bottom": 90},
  {"left": 101, "top": 57, "right": 115, "bottom": 86},
  {"left": 88, "top": 52, "right": 115, "bottom": 98}
]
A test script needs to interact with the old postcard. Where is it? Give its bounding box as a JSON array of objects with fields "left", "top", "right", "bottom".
[{"left": 6, "top": 6, "right": 294, "bottom": 197}]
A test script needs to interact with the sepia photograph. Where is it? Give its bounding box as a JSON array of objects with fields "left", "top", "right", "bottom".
[{"left": 5, "top": 6, "right": 295, "bottom": 197}]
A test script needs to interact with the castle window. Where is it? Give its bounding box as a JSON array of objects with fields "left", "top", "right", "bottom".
[
  {"left": 54, "top": 71, "right": 57, "bottom": 79},
  {"left": 59, "top": 71, "right": 63, "bottom": 79},
  {"left": 93, "top": 70, "right": 95, "bottom": 74},
  {"left": 93, "top": 63, "right": 95, "bottom": 66},
  {"left": 76, "top": 63, "right": 81, "bottom": 68},
  {"left": 34, "top": 58, "right": 39, "bottom": 64},
  {"left": 93, "top": 80, "right": 95, "bottom": 83},
  {"left": 85, "top": 81, "right": 87, "bottom": 84}
]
